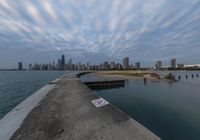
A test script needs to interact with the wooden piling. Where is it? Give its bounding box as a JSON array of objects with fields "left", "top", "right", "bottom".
[{"left": 144, "top": 78, "right": 147, "bottom": 84}]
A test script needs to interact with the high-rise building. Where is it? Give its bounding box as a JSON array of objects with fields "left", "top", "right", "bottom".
[
  {"left": 29, "top": 64, "right": 32, "bottom": 70},
  {"left": 68, "top": 59, "right": 73, "bottom": 70},
  {"left": 18, "top": 62, "right": 23, "bottom": 70},
  {"left": 52, "top": 61, "right": 55, "bottom": 69},
  {"left": 110, "top": 62, "right": 116, "bottom": 70},
  {"left": 86, "top": 62, "right": 90, "bottom": 70},
  {"left": 135, "top": 62, "right": 140, "bottom": 69},
  {"left": 58, "top": 59, "right": 61, "bottom": 69},
  {"left": 156, "top": 61, "right": 162, "bottom": 69},
  {"left": 61, "top": 55, "right": 65, "bottom": 67},
  {"left": 123, "top": 57, "right": 129, "bottom": 69},
  {"left": 103, "top": 61, "right": 109, "bottom": 70},
  {"left": 171, "top": 58, "right": 176, "bottom": 68},
  {"left": 116, "top": 63, "right": 122, "bottom": 70}
]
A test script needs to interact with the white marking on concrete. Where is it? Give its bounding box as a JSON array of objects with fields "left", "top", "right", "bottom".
[
  {"left": 92, "top": 98, "right": 109, "bottom": 108},
  {"left": 0, "top": 84, "right": 55, "bottom": 140}
]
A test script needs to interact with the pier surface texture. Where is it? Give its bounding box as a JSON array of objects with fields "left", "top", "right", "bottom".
[{"left": 10, "top": 72, "right": 160, "bottom": 140}]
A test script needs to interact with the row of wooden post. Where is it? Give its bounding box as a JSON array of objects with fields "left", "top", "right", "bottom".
[
  {"left": 178, "top": 74, "right": 199, "bottom": 80},
  {"left": 143, "top": 74, "right": 199, "bottom": 84}
]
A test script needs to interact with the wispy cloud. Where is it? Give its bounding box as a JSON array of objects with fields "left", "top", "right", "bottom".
[{"left": 0, "top": 0, "right": 200, "bottom": 68}]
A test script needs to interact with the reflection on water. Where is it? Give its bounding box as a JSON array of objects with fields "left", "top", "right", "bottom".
[{"left": 82, "top": 71, "right": 200, "bottom": 140}]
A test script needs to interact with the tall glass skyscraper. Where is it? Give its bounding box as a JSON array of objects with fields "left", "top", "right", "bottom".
[
  {"left": 61, "top": 55, "right": 65, "bottom": 67},
  {"left": 171, "top": 58, "right": 176, "bottom": 68},
  {"left": 18, "top": 62, "right": 23, "bottom": 70}
]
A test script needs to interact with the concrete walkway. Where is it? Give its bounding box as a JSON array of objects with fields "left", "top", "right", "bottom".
[
  {"left": 10, "top": 73, "right": 160, "bottom": 140},
  {"left": 0, "top": 84, "right": 55, "bottom": 140}
]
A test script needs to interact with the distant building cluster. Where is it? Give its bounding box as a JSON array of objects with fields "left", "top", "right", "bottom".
[
  {"left": 25, "top": 55, "right": 141, "bottom": 71},
  {"left": 16, "top": 55, "right": 199, "bottom": 71},
  {"left": 155, "top": 58, "right": 185, "bottom": 69}
]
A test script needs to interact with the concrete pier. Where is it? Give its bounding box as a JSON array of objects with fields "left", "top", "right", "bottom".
[{"left": 2, "top": 72, "right": 160, "bottom": 140}]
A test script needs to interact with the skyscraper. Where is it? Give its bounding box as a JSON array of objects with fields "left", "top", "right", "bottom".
[
  {"left": 58, "top": 59, "right": 61, "bottom": 69},
  {"left": 68, "top": 59, "right": 73, "bottom": 70},
  {"left": 110, "top": 62, "right": 116, "bottom": 70},
  {"left": 52, "top": 61, "right": 55, "bottom": 69},
  {"left": 86, "top": 62, "right": 90, "bottom": 70},
  {"left": 156, "top": 61, "right": 162, "bottom": 69},
  {"left": 18, "top": 62, "right": 23, "bottom": 70},
  {"left": 103, "top": 61, "right": 109, "bottom": 70},
  {"left": 29, "top": 64, "right": 32, "bottom": 70},
  {"left": 135, "top": 62, "right": 140, "bottom": 69},
  {"left": 61, "top": 55, "right": 65, "bottom": 67},
  {"left": 123, "top": 57, "right": 129, "bottom": 70},
  {"left": 171, "top": 58, "right": 176, "bottom": 68}
]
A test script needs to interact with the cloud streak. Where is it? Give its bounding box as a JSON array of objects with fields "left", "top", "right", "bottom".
[{"left": 0, "top": 0, "right": 200, "bottom": 68}]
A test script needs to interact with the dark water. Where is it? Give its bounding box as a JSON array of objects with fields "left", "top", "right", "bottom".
[
  {"left": 0, "top": 70, "right": 73, "bottom": 119},
  {"left": 81, "top": 71, "right": 200, "bottom": 140}
]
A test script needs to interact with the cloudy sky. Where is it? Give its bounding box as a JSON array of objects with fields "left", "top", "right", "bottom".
[{"left": 0, "top": 0, "right": 200, "bottom": 68}]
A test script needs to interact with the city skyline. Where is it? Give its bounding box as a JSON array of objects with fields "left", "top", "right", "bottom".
[
  {"left": 20, "top": 55, "right": 134, "bottom": 70},
  {"left": 7, "top": 55, "right": 199, "bottom": 71},
  {"left": 1, "top": 55, "right": 200, "bottom": 70},
  {"left": 1, "top": 52, "right": 200, "bottom": 70},
  {"left": 1, "top": 0, "right": 200, "bottom": 68}
]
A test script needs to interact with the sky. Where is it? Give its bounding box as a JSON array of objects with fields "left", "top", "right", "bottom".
[{"left": 0, "top": 0, "right": 200, "bottom": 68}]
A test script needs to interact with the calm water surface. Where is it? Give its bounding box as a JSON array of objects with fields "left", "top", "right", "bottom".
[
  {"left": 0, "top": 70, "right": 73, "bottom": 119},
  {"left": 82, "top": 71, "right": 200, "bottom": 140}
]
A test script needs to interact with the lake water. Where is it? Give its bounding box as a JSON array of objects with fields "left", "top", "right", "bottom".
[
  {"left": 0, "top": 70, "right": 73, "bottom": 119},
  {"left": 81, "top": 71, "right": 200, "bottom": 140}
]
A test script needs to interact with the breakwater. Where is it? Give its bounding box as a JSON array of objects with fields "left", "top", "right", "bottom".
[{"left": 0, "top": 72, "right": 160, "bottom": 140}]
